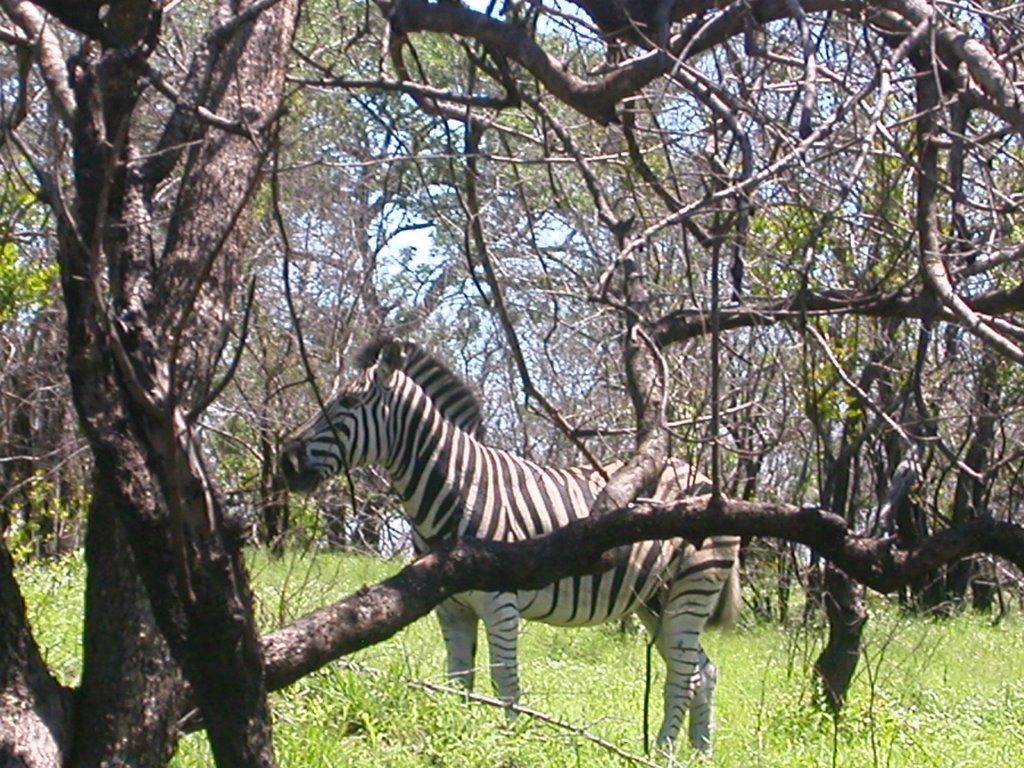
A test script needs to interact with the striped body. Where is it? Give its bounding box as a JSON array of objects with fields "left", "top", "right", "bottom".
[{"left": 281, "top": 339, "right": 739, "bottom": 753}]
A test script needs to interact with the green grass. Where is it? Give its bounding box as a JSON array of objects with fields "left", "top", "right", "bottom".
[{"left": 18, "top": 549, "right": 1024, "bottom": 767}]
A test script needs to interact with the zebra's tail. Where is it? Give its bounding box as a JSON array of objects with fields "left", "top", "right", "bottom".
[{"left": 707, "top": 558, "right": 742, "bottom": 628}]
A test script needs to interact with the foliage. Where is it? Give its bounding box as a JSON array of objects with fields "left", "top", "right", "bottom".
[
  {"left": 0, "top": 170, "right": 54, "bottom": 325},
  {"left": 0, "top": 240, "right": 55, "bottom": 326},
  {"left": 17, "top": 550, "right": 86, "bottom": 685},
  {"left": 4, "top": 474, "right": 89, "bottom": 564}
]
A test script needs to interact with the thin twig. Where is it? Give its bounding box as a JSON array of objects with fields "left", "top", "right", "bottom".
[
  {"left": 460, "top": 120, "right": 606, "bottom": 474},
  {"left": 270, "top": 131, "right": 359, "bottom": 509},
  {"left": 333, "top": 659, "right": 664, "bottom": 768}
]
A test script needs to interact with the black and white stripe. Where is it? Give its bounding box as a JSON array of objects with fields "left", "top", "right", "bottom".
[{"left": 281, "top": 339, "right": 740, "bottom": 753}]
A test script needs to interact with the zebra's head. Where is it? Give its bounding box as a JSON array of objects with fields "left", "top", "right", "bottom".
[
  {"left": 280, "top": 338, "right": 484, "bottom": 493},
  {"left": 280, "top": 340, "right": 407, "bottom": 493}
]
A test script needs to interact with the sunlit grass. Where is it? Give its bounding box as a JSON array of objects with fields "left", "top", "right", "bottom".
[{"left": 18, "top": 548, "right": 1024, "bottom": 767}]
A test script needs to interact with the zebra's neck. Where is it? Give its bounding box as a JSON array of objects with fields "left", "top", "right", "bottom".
[{"left": 381, "top": 374, "right": 484, "bottom": 545}]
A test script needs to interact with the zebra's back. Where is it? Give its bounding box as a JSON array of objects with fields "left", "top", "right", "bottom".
[{"left": 450, "top": 453, "right": 706, "bottom": 627}]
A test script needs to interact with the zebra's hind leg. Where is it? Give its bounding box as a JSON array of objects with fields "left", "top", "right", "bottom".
[
  {"left": 687, "top": 648, "right": 717, "bottom": 754},
  {"left": 436, "top": 598, "right": 479, "bottom": 691},
  {"left": 636, "top": 607, "right": 704, "bottom": 752},
  {"left": 650, "top": 552, "right": 733, "bottom": 753},
  {"left": 651, "top": 630, "right": 701, "bottom": 753}
]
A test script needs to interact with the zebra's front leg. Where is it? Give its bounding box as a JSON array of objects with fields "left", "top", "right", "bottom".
[
  {"left": 479, "top": 591, "right": 521, "bottom": 715},
  {"left": 436, "top": 598, "right": 479, "bottom": 690}
]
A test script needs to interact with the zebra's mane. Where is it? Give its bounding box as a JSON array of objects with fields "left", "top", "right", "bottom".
[{"left": 355, "top": 337, "right": 486, "bottom": 439}]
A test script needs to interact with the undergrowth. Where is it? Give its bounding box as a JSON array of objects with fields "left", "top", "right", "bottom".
[{"left": 18, "top": 548, "right": 1023, "bottom": 767}]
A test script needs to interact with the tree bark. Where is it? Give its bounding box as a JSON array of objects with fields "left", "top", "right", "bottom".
[
  {"left": 0, "top": 540, "right": 72, "bottom": 768},
  {"left": 70, "top": 480, "right": 183, "bottom": 768},
  {"left": 35, "top": 0, "right": 298, "bottom": 764},
  {"left": 948, "top": 350, "right": 998, "bottom": 605},
  {"left": 259, "top": 432, "right": 290, "bottom": 556}
]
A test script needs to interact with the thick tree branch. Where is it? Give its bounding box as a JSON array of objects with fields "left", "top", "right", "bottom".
[
  {"left": 589, "top": 251, "right": 671, "bottom": 514},
  {"left": 1, "top": 0, "right": 74, "bottom": 126},
  {"left": 912, "top": 50, "right": 1024, "bottom": 365},
  {"left": 19, "top": 0, "right": 107, "bottom": 40},
  {"left": 379, "top": 0, "right": 1022, "bottom": 133},
  {"left": 260, "top": 495, "right": 1024, "bottom": 691},
  {"left": 383, "top": 0, "right": 658, "bottom": 124},
  {"left": 651, "top": 280, "right": 1024, "bottom": 347},
  {"left": 383, "top": 0, "right": 857, "bottom": 123}
]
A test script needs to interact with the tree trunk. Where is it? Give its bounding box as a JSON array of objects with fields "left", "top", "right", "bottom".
[
  {"left": 0, "top": 540, "right": 72, "bottom": 768},
  {"left": 814, "top": 563, "right": 867, "bottom": 713},
  {"left": 948, "top": 350, "right": 998, "bottom": 606},
  {"left": 69, "top": 475, "right": 183, "bottom": 768},
  {"left": 42, "top": 0, "right": 299, "bottom": 764},
  {"left": 971, "top": 579, "right": 997, "bottom": 612},
  {"left": 895, "top": 490, "right": 947, "bottom": 611}
]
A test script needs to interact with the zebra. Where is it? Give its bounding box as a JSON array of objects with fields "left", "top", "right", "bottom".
[{"left": 280, "top": 338, "right": 741, "bottom": 753}]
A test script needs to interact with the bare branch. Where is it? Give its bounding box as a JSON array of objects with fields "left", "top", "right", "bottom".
[
  {"left": 1, "top": 0, "right": 74, "bottom": 125},
  {"left": 460, "top": 121, "right": 607, "bottom": 473},
  {"left": 652, "top": 283, "right": 1024, "bottom": 347},
  {"left": 879, "top": 0, "right": 1024, "bottom": 129}
]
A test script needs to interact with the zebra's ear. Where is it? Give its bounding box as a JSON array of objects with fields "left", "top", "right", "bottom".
[{"left": 374, "top": 340, "right": 406, "bottom": 386}]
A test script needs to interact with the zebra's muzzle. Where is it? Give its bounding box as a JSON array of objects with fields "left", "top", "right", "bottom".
[{"left": 279, "top": 440, "right": 321, "bottom": 492}]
